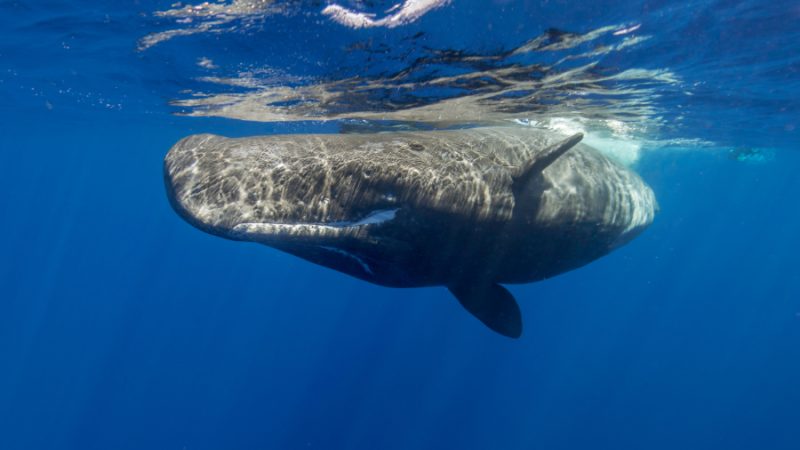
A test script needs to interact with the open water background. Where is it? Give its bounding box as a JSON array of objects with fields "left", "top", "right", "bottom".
[{"left": 1, "top": 1, "right": 799, "bottom": 449}]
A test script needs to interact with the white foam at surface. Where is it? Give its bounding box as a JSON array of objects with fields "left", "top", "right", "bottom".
[
  {"left": 517, "top": 117, "right": 644, "bottom": 166},
  {"left": 582, "top": 134, "right": 642, "bottom": 167},
  {"left": 322, "top": 0, "right": 450, "bottom": 29}
]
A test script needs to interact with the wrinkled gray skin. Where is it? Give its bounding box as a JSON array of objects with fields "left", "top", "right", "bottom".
[{"left": 164, "top": 126, "right": 657, "bottom": 338}]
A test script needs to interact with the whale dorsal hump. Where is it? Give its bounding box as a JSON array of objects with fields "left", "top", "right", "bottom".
[
  {"left": 513, "top": 132, "right": 583, "bottom": 188},
  {"left": 448, "top": 283, "right": 522, "bottom": 338}
]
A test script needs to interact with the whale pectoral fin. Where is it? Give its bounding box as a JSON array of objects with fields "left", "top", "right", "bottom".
[{"left": 448, "top": 283, "right": 522, "bottom": 338}]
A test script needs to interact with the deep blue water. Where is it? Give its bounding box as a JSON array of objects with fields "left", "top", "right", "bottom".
[{"left": 2, "top": 1, "right": 799, "bottom": 449}]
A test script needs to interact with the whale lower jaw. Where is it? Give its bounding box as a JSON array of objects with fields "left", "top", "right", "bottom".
[
  {"left": 232, "top": 222, "right": 362, "bottom": 243},
  {"left": 230, "top": 208, "right": 400, "bottom": 243}
]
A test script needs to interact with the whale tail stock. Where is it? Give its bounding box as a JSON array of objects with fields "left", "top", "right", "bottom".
[{"left": 448, "top": 283, "right": 523, "bottom": 338}]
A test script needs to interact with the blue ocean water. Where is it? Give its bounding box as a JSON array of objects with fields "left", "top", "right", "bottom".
[{"left": 1, "top": 1, "right": 799, "bottom": 449}]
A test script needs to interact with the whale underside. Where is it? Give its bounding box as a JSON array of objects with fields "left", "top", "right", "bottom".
[{"left": 164, "top": 126, "right": 657, "bottom": 338}]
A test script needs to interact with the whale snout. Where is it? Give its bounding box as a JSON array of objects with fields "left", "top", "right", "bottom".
[
  {"left": 164, "top": 134, "right": 247, "bottom": 236},
  {"left": 164, "top": 132, "right": 415, "bottom": 237}
]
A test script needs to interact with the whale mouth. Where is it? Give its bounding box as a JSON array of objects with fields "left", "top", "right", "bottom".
[{"left": 230, "top": 208, "right": 400, "bottom": 243}]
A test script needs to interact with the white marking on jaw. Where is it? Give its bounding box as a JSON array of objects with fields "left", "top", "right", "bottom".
[
  {"left": 328, "top": 208, "right": 399, "bottom": 228},
  {"left": 320, "top": 246, "right": 374, "bottom": 275}
]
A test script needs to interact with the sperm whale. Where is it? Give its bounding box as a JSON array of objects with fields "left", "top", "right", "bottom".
[{"left": 164, "top": 126, "right": 657, "bottom": 337}]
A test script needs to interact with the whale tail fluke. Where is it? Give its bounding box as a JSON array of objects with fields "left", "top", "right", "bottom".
[{"left": 449, "top": 283, "right": 522, "bottom": 338}]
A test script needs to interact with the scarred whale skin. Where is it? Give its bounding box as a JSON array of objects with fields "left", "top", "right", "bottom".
[{"left": 164, "top": 126, "right": 657, "bottom": 338}]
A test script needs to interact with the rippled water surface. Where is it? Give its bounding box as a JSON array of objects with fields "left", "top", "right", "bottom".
[{"left": 4, "top": 1, "right": 798, "bottom": 149}]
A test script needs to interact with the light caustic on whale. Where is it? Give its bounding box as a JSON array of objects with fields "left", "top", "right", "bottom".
[{"left": 164, "top": 126, "right": 657, "bottom": 338}]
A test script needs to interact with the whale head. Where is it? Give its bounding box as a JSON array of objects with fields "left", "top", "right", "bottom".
[{"left": 164, "top": 133, "right": 414, "bottom": 241}]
